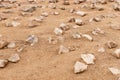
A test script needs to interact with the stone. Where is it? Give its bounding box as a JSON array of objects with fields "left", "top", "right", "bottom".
[
  {"left": 6, "top": 21, "right": 21, "bottom": 27},
  {"left": 74, "top": 61, "right": 88, "bottom": 74},
  {"left": 112, "top": 49, "right": 120, "bottom": 59},
  {"left": 109, "top": 67, "right": 120, "bottom": 75},
  {"left": 0, "top": 59, "right": 8, "bottom": 68},
  {"left": 81, "top": 53, "right": 96, "bottom": 64},
  {"left": 59, "top": 23, "right": 70, "bottom": 31},
  {"left": 33, "top": 16, "right": 44, "bottom": 22},
  {"left": 26, "top": 35, "right": 39, "bottom": 46},
  {"left": 0, "top": 40, "right": 8, "bottom": 49},
  {"left": 49, "top": 0, "right": 58, "bottom": 3},
  {"left": 8, "top": 54, "right": 20, "bottom": 63},
  {"left": 74, "top": 0, "right": 86, "bottom": 4},
  {"left": 75, "top": 19, "right": 83, "bottom": 26},
  {"left": 72, "top": 32, "right": 81, "bottom": 39},
  {"left": 21, "top": 5, "right": 36, "bottom": 12},
  {"left": 92, "top": 27, "right": 104, "bottom": 35},
  {"left": 63, "top": 0, "right": 70, "bottom": 5},
  {"left": 58, "top": 45, "right": 69, "bottom": 54},
  {"left": 7, "top": 42, "right": 16, "bottom": 49},
  {"left": 110, "top": 23, "right": 120, "bottom": 30},
  {"left": 41, "top": 12, "right": 49, "bottom": 17},
  {"left": 54, "top": 28, "right": 63, "bottom": 35},
  {"left": 74, "top": 11, "right": 87, "bottom": 17},
  {"left": 82, "top": 34, "right": 93, "bottom": 41},
  {"left": 106, "top": 41, "right": 117, "bottom": 49}
]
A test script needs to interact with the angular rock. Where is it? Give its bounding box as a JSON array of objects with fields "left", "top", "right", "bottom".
[
  {"left": 112, "top": 49, "right": 120, "bottom": 59},
  {"left": 26, "top": 35, "right": 39, "bottom": 46},
  {"left": 74, "top": 61, "right": 88, "bottom": 74},
  {"left": 8, "top": 54, "right": 20, "bottom": 63},
  {"left": 82, "top": 34, "right": 93, "bottom": 41},
  {"left": 109, "top": 67, "right": 120, "bottom": 75},
  {"left": 0, "top": 59, "right": 8, "bottom": 68},
  {"left": 81, "top": 53, "right": 96, "bottom": 64},
  {"left": 0, "top": 40, "right": 8, "bottom": 49},
  {"left": 21, "top": 5, "right": 36, "bottom": 12},
  {"left": 58, "top": 45, "right": 69, "bottom": 54},
  {"left": 54, "top": 28, "right": 63, "bottom": 35}
]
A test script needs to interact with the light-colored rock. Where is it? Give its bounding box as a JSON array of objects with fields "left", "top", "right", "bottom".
[
  {"left": 48, "top": 37, "right": 57, "bottom": 44},
  {"left": 72, "top": 32, "right": 81, "bottom": 39},
  {"left": 81, "top": 54, "right": 95, "bottom": 64},
  {"left": 109, "top": 67, "right": 120, "bottom": 75},
  {"left": 8, "top": 54, "right": 20, "bottom": 63},
  {"left": 58, "top": 45, "right": 69, "bottom": 54},
  {"left": 112, "top": 49, "right": 120, "bottom": 59},
  {"left": 7, "top": 42, "right": 16, "bottom": 49},
  {"left": 74, "top": 61, "right": 88, "bottom": 74},
  {"left": 0, "top": 59, "right": 8, "bottom": 68},
  {"left": 54, "top": 28, "right": 63, "bottom": 35},
  {"left": 41, "top": 12, "right": 49, "bottom": 17},
  {"left": 74, "top": 11, "right": 87, "bottom": 17},
  {"left": 82, "top": 34, "right": 93, "bottom": 41},
  {"left": 75, "top": 19, "right": 83, "bottom": 26}
]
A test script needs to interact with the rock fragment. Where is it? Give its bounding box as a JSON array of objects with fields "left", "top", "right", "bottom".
[
  {"left": 74, "top": 61, "right": 88, "bottom": 74},
  {"left": 72, "top": 32, "right": 81, "bottom": 39},
  {"left": 74, "top": 11, "right": 87, "bottom": 17},
  {"left": 0, "top": 40, "right": 8, "bottom": 49},
  {"left": 109, "top": 67, "right": 120, "bottom": 75},
  {"left": 21, "top": 5, "right": 36, "bottom": 12},
  {"left": 7, "top": 42, "right": 16, "bottom": 49},
  {"left": 112, "top": 49, "right": 120, "bottom": 59},
  {"left": 81, "top": 53, "right": 96, "bottom": 64},
  {"left": 26, "top": 35, "right": 38, "bottom": 46},
  {"left": 75, "top": 19, "right": 83, "bottom": 26},
  {"left": 58, "top": 45, "right": 69, "bottom": 54},
  {"left": 8, "top": 54, "right": 20, "bottom": 63},
  {"left": 54, "top": 28, "right": 63, "bottom": 35},
  {"left": 0, "top": 59, "right": 8, "bottom": 68}
]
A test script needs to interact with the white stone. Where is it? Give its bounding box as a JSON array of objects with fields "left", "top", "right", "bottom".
[
  {"left": 75, "top": 19, "right": 83, "bottom": 26},
  {"left": 74, "top": 11, "right": 87, "bottom": 17},
  {"left": 109, "top": 67, "right": 120, "bottom": 75},
  {"left": 82, "top": 34, "right": 93, "bottom": 41},
  {"left": 72, "top": 32, "right": 81, "bottom": 39},
  {"left": 74, "top": 61, "right": 88, "bottom": 74},
  {"left": 81, "top": 54, "right": 95, "bottom": 64}
]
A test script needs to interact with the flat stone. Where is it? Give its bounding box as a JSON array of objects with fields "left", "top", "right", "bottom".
[
  {"left": 8, "top": 54, "right": 20, "bottom": 63},
  {"left": 74, "top": 61, "right": 88, "bottom": 74}
]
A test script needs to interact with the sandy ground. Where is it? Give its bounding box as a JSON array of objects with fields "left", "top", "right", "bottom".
[{"left": 0, "top": 0, "right": 120, "bottom": 80}]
